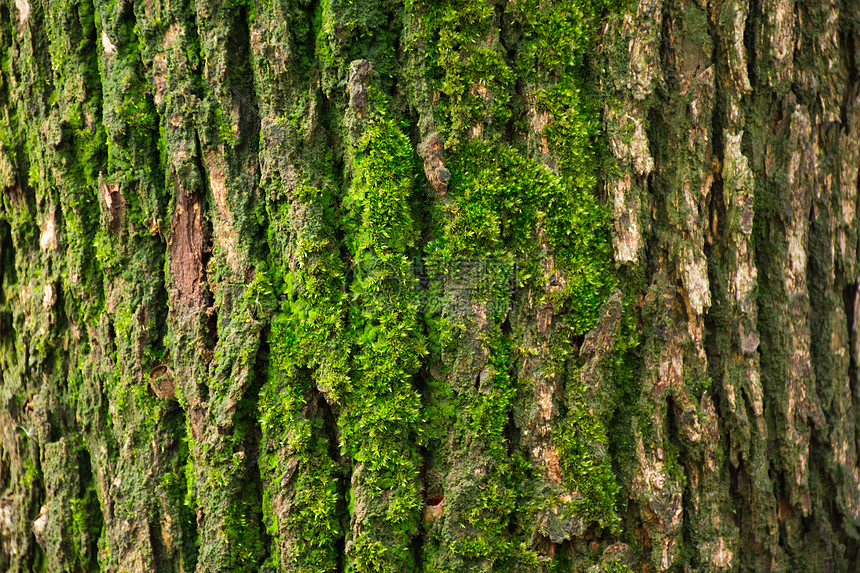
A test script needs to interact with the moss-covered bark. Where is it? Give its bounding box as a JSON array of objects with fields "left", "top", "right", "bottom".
[{"left": 1, "top": 0, "right": 859, "bottom": 571}]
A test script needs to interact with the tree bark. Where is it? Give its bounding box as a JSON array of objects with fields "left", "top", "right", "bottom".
[{"left": 1, "top": 0, "right": 859, "bottom": 571}]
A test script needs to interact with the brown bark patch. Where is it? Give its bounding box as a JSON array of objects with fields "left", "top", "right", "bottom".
[
  {"left": 14, "top": 0, "right": 29, "bottom": 26},
  {"left": 168, "top": 173, "right": 208, "bottom": 305},
  {"left": 423, "top": 494, "right": 443, "bottom": 522},
  {"left": 99, "top": 175, "right": 125, "bottom": 233},
  {"left": 149, "top": 365, "right": 176, "bottom": 400},
  {"left": 203, "top": 152, "right": 241, "bottom": 274},
  {"left": 39, "top": 210, "right": 57, "bottom": 251},
  {"left": 419, "top": 132, "right": 450, "bottom": 196}
]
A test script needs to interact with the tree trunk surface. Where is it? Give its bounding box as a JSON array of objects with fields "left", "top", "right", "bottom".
[{"left": 1, "top": 0, "right": 859, "bottom": 571}]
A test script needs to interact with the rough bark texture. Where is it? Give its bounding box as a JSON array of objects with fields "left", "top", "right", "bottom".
[{"left": 1, "top": 0, "right": 859, "bottom": 571}]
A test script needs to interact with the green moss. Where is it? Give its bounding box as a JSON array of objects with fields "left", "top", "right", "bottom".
[
  {"left": 68, "top": 486, "right": 102, "bottom": 569},
  {"left": 430, "top": 139, "right": 613, "bottom": 332},
  {"left": 251, "top": 2, "right": 358, "bottom": 550},
  {"left": 453, "top": 333, "right": 540, "bottom": 567},
  {"left": 555, "top": 373, "right": 621, "bottom": 533},
  {"left": 604, "top": 289, "right": 646, "bottom": 482},
  {"left": 257, "top": 360, "right": 343, "bottom": 572},
  {"left": 317, "top": 0, "right": 402, "bottom": 95},
  {"left": 267, "top": 199, "right": 348, "bottom": 396},
  {"left": 599, "top": 558, "right": 634, "bottom": 573},
  {"left": 339, "top": 107, "right": 426, "bottom": 571},
  {"left": 405, "top": 0, "right": 627, "bottom": 565},
  {"left": 0, "top": 0, "right": 646, "bottom": 566},
  {"left": 257, "top": 89, "right": 348, "bottom": 573},
  {"left": 406, "top": 0, "right": 513, "bottom": 145},
  {"left": 160, "top": 429, "right": 199, "bottom": 571},
  {"left": 22, "top": 457, "right": 40, "bottom": 488}
]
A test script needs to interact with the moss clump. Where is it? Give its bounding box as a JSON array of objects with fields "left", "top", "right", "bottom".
[
  {"left": 255, "top": 10, "right": 350, "bottom": 563},
  {"left": 340, "top": 106, "right": 427, "bottom": 571},
  {"left": 509, "top": 0, "right": 619, "bottom": 192},
  {"left": 317, "top": 0, "right": 402, "bottom": 95},
  {"left": 406, "top": 0, "right": 514, "bottom": 144},
  {"left": 598, "top": 558, "right": 634, "bottom": 573},
  {"left": 428, "top": 139, "right": 613, "bottom": 333},
  {"left": 259, "top": 359, "right": 344, "bottom": 572},
  {"left": 555, "top": 370, "right": 621, "bottom": 532},
  {"left": 407, "top": 0, "right": 626, "bottom": 563},
  {"left": 450, "top": 328, "right": 543, "bottom": 568}
]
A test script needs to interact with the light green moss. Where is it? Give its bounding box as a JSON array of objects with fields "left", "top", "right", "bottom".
[{"left": 339, "top": 100, "right": 426, "bottom": 571}]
